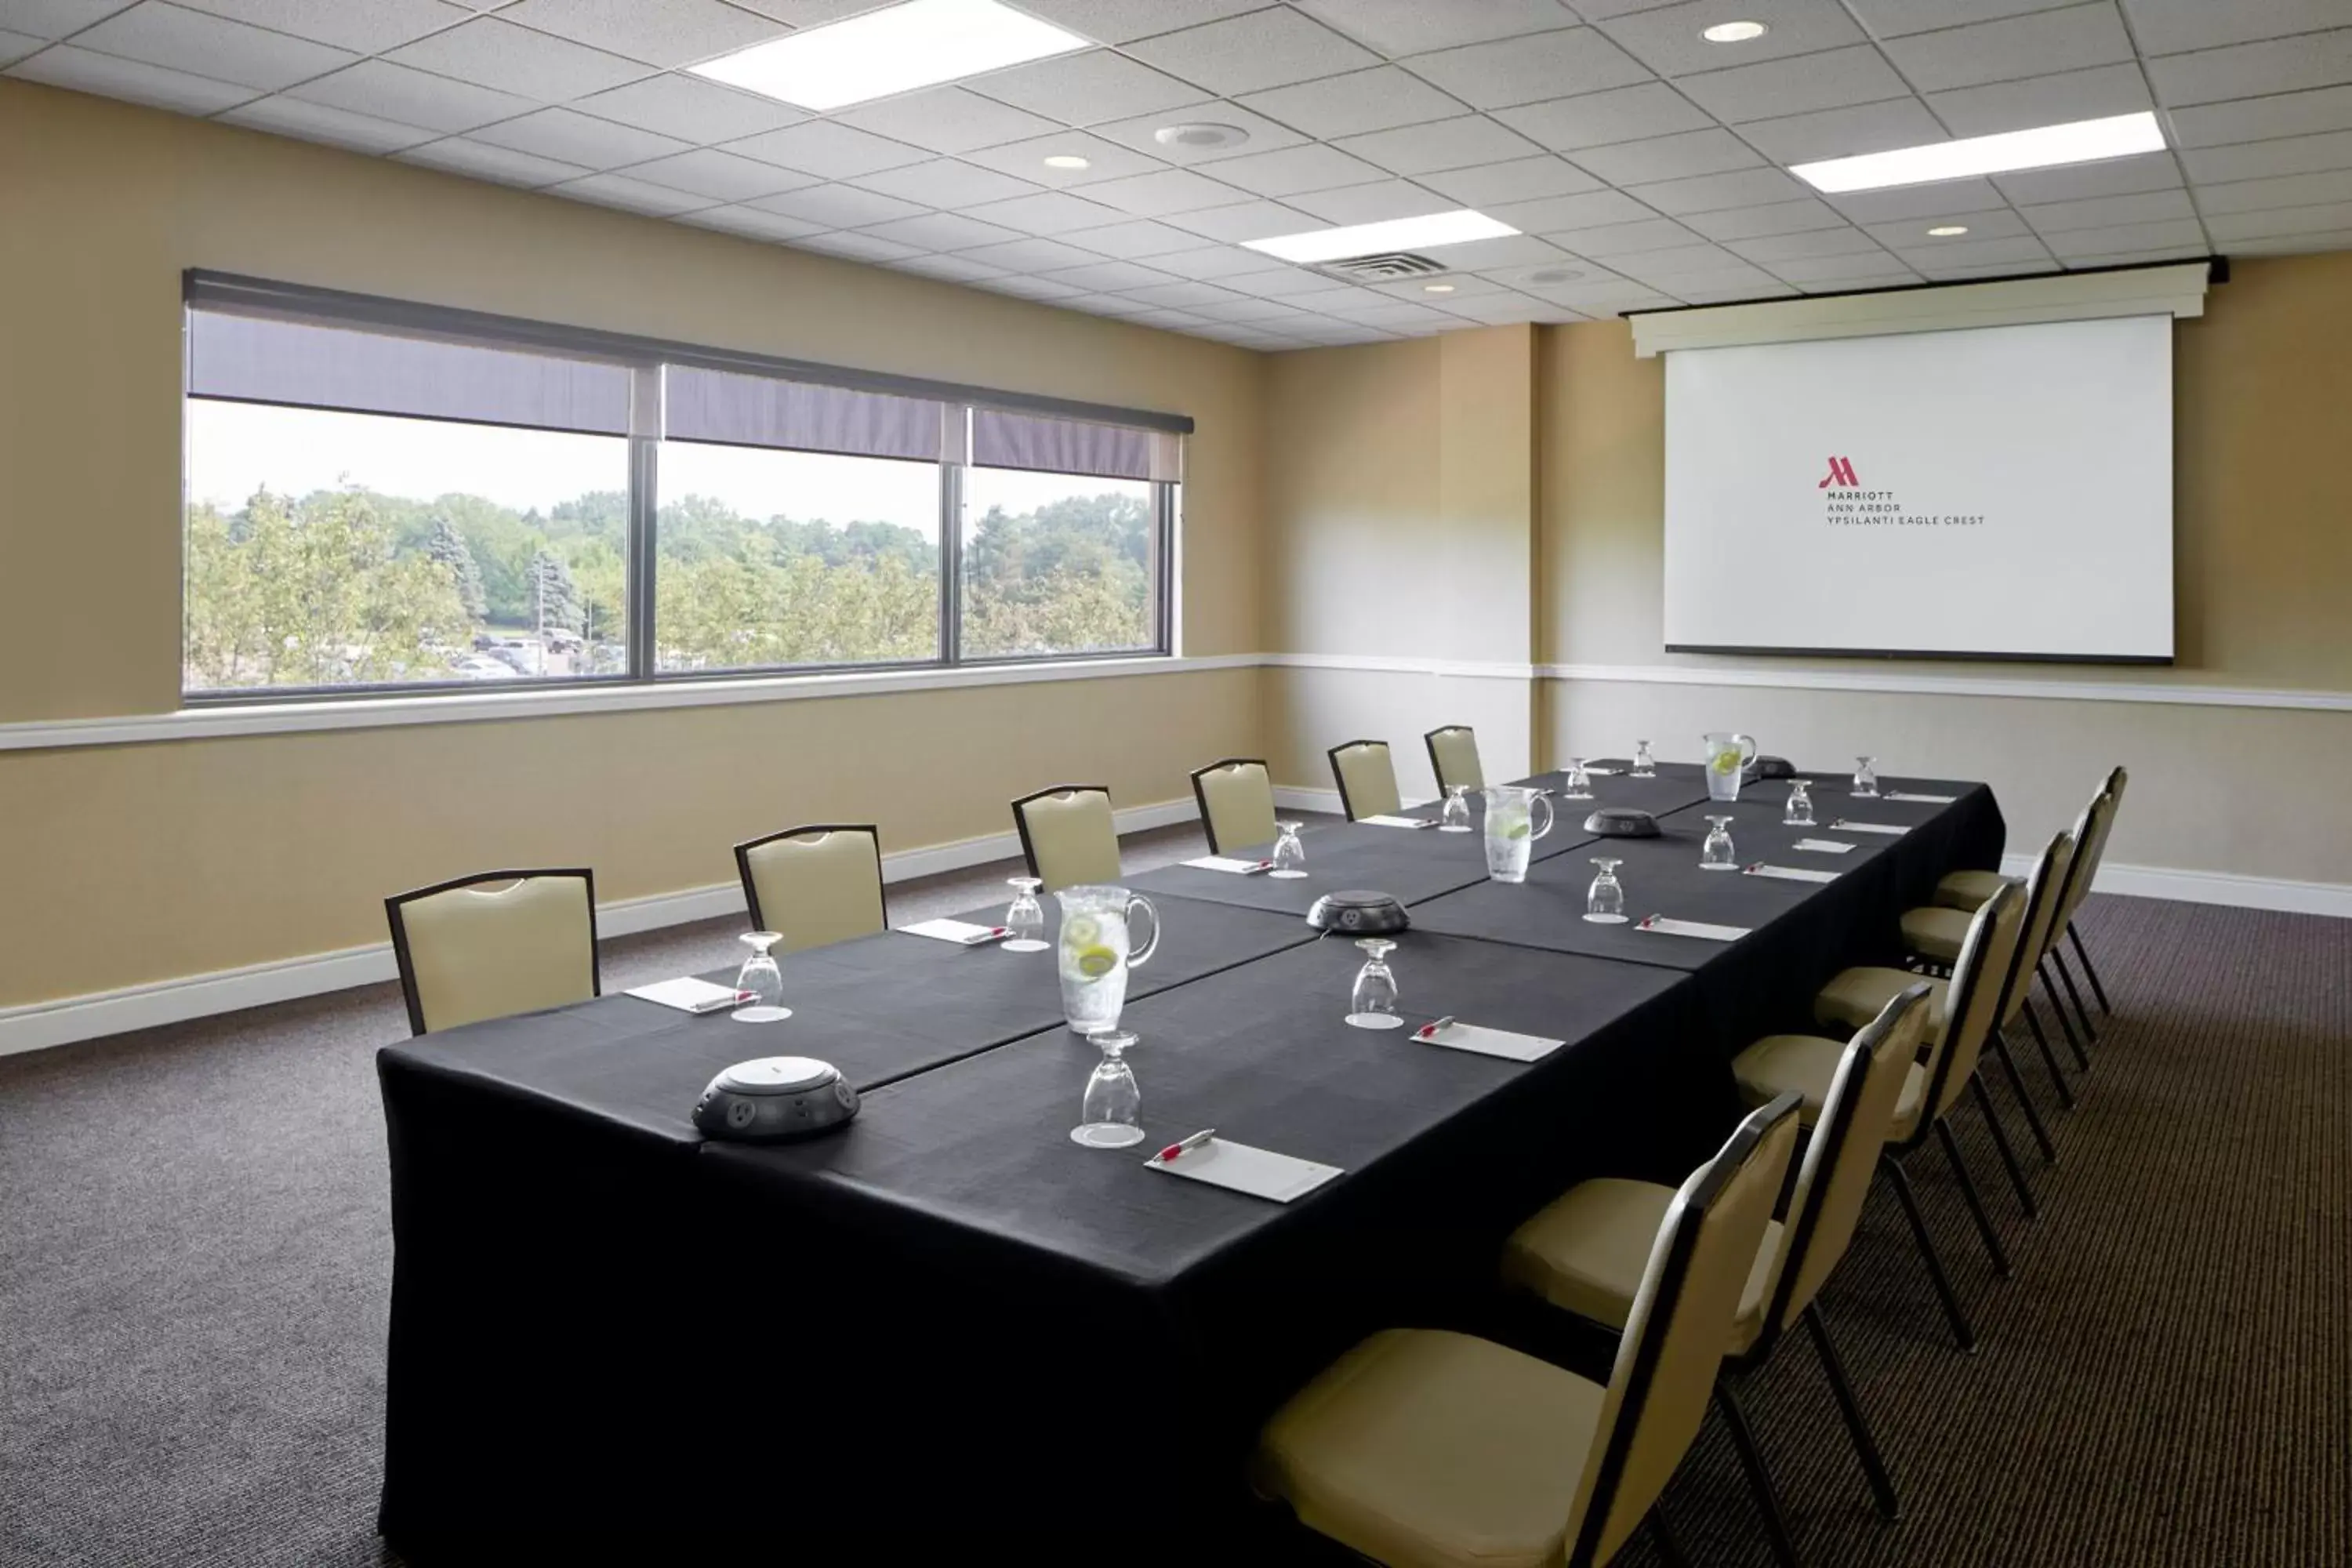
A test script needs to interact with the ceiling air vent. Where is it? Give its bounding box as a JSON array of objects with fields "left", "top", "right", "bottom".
[{"left": 1310, "top": 251, "right": 1450, "bottom": 283}]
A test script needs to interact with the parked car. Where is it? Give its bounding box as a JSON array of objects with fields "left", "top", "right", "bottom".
[{"left": 453, "top": 655, "right": 519, "bottom": 681}]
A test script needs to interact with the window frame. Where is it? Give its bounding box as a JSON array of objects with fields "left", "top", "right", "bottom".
[{"left": 178, "top": 270, "right": 1188, "bottom": 706}]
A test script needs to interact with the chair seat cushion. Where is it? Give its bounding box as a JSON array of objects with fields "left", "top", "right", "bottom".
[
  {"left": 1900, "top": 905, "right": 1972, "bottom": 964},
  {"left": 1817, "top": 968, "right": 1947, "bottom": 1044},
  {"left": 1503, "top": 1179, "right": 1780, "bottom": 1356},
  {"left": 1934, "top": 869, "right": 2016, "bottom": 911},
  {"left": 1251, "top": 1328, "right": 1605, "bottom": 1568},
  {"left": 1735, "top": 1032, "right": 1928, "bottom": 1143}
]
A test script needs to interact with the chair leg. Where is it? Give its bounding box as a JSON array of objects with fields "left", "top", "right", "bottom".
[
  {"left": 2069, "top": 921, "right": 2113, "bottom": 1015},
  {"left": 2050, "top": 948, "right": 2099, "bottom": 1044},
  {"left": 1882, "top": 1155, "right": 1976, "bottom": 1353},
  {"left": 1715, "top": 1381, "right": 1803, "bottom": 1568},
  {"left": 1968, "top": 1072, "right": 2038, "bottom": 1218},
  {"left": 1803, "top": 1305, "right": 1900, "bottom": 1523},
  {"left": 2039, "top": 960, "right": 2093, "bottom": 1069},
  {"left": 1988, "top": 1029, "right": 2057, "bottom": 1163},
  {"left": 1934, "top": 1116, "right": 2013, "bottom": 1278},
  {"left": 2022, "top": 1000, "right": 2079, "bottom": 1109},
  {"left": 1649, "top": 1500, "right": 1693, "bottom": 1568}
]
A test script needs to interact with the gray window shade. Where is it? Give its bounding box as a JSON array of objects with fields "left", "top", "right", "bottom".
[
  {"left": 186, "top": 309, "right": 633, "bottom": 435},
  {"left": 664, "top": 365, "right": 949, "bottom": 462},
  {"left": 971, "top": 408, "right": 1183, "bottom": 482}
]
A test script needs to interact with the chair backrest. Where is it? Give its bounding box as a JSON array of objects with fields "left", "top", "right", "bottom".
[
  {"left": 2004, "top": 828, "right": 2078, "bottom": 1014},
  {"left": 1917, "top": 881, "right": 2027, "bottom": 1128},
  {"left": 1564, "top": 1094, "right": 1803, "bottom": 1568},
  {"left": 386, "top": 869, "right": 598, "bottom": 1036},
  {"left": 2056, "top": 779, "right": 2122, "bottom": 932},
  {"left": 1011, "top": 785, "right": 1120, "bottom": 892},
  {"left": 1190, "top": 758, "right": 1277, "bottom": 855},
  {"left": 1327, "top": 739, "right": 1401, "bottom": 820},
  {"left": 1425, "top": 726, "right": 1485, "bottom": 793},
  {"left": 735, "top": 824, "right": 885, "bottom": 954},
  {"left": 1754, "top": 985, "right": 1933, "bottom": 1352}
]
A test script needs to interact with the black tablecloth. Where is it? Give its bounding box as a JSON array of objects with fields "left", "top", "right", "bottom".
[{"left": 1127, "top": 819, "right": 1507, "bottom": 915}]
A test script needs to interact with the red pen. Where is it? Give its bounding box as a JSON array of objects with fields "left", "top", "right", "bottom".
[
  {"left": 1415, "top": 1015, "right": 1457, "bottom": 1040},
  {"left": 1153, "top": 1127, "right": 1217, "bottom": 1163}
]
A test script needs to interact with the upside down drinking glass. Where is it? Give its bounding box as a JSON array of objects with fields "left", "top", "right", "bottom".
[
  {"left": 1586, "top": 858, "right": 1627, "bottom": 924},
  {"left": 1439, "top": 785, "right": 1472, "bottom": 833},
  {"left": 1701, "top": 815, "right": 1738, "bottom": 871},
  {"left": 1347, "top": 938, "right": 1402, "bottom": 1029},
  {"left": 1004, "top": 877, "right": 1047, "bottom": 952},
  {"left": 1784, "top": 779, "right": 1815, "bottom": 827},
  {"left": 1270, "top": 821, "right": 1308, "bottom": 879}
]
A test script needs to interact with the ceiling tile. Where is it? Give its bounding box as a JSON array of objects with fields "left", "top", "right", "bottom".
[
  {"left": 1368, "top": 270, "right": 1512, "bottom": 300},
  {"left": 287, "top": 60, "right": 535, "bottom": 132},
  {"left": 676, "top": 202, "right": 826, "bottom": 241},
  {"left": 1416, "top": 232, "right": 1574, "bottom": 268},
  {"left": 1125, "top": 9, "right": 1381, "bottom": 97},
  {"left": 1606, "top": 239, "right": 1751, "bottom": 275},
  {"left": 2122, "top": 0, "right": 2352, "bottom": 56},
  {"left": 851, "top": 158, "right": 1043, "bottom": 209},
  {"left": 1881, "top": 232, "right": 2055, "bottom": 266},
  {"left": 1991, "top": 151, "right": 2182, "bottom": 202},
  {"left": 2169, "top": 84, "right": 2352, "bottom": 149},
  {"left": 1296, "top": 0, "right": 1580, "bottom": 56},
  {"left": 0, "top": 29, "right": 39, "bottom": 67},
  {"left": 953, "top": 235, "right": 1112, "bottom": 270},
  {"left": 1187, "top": 293, "right": 1317, "bottom": 322},
  {"left": 1883, "top": 4, "right": 2137, "bottom": 91},
  {"left": 725, "top": 120, "right": 930, "bottom": 178},
  {"left": 220, "top": 95, "right": 437, "bottom": 152},
  {"left": 2020, "top": 187, "right": 2198, "bottom": 231},
  {"left": 833, "top": 85, "right": 1062, "bottom": 155},
  {"left": 2145, "top": 30, "right": 2352, "bottom": 107},
  {"left": 174, "top": 1, "right": 469, "bottom": 54},
  {"left": 959, "top": 188, "right": 1131, "bottom": 234},
  {"left": 2183, "top": 129, "right": 2352, "bottom": 185},
  {"left": 1147, "top": 245, "right": 1288, "bottom": 279},
  {"left": 1163, "top": 198, "right": 1327, "bottom": 241},
  {"left": 1217, "top": 260, "right": 1356, "bottom": 292},
  {"left": 966, "top": 48, "right": 1203, "bottom": 125},
  {"left": 2203, "top": 201, "right": 2352, "bottom": 241},
  {"left": 1824, "top": 176, "right": 2006, "bottom": 221},
  {"left": 857, "top": 210, "right": 1028, "bottom": 252},
  {"left": 1417, "top": 154, "right": 1604, "bottom": 205},
  {"left": 1734, "top": 96, "right": 1945, "bottom": 163},
  {"left": 1058, "top": 291, "right": 1157, "bottom": 316},
  {"left": 1317, "top": 298, "right": 1464, "bottom": 327},
  {"left": 1205, "top": 141, "right": 1388, "bottom": 195},
  {"left": 1725, "top": 223, "right": 1888, "bottom": 260},
  {"left": 1911, "top": 256, "right": 2059, "bottom": 278},
  {"left": 618, "top": 147, "right": 817, "bottom": 201},
  {"left": 995, "top": 0, "right": 1268, "bottom": 46},
  {"left": 1866, "top": 205, "right": 2031, "bottom": 243},
  {"left": 549, "top": 171, "right": 712, "bottom": 215},
  {"left": 1490, "top": 187, "right": 1661, "bottom": 230},
  {"left": 713, "top": 1, "right": 882, "bottom": 24},
  {"left": 1434, "top": 292, "right": 1595, "bottom": 324},
  {"left": 960, "top": 130, "right": 1169, "bottom": 185},
  {"left": 1491, "top": 81, "right": 1715, "bottom": 150},
  {"left": 2193, "top": 167, "right": 2352, "bottom": 212},
  {"left": 1571, "top": 127, "right": 1765, "bottom": 183},
  {"left": 1403, "top": 26, "right": 1653, "bottom": 110},
  {"left": 499, "top": 0, "right": 786, "bottom": 68},
  {"left": 1281, "top": 178, "right": 1457, "bottom": 223},
  {"left": 572, "top": 74, "right": 804, "bottom": 143},
  {"left": 889, "top": 252, "right": 1011, "bottom": 281},
  {"left": 397, "top": 136, "right": 590, "bottom": 187},
  {"left": 796, "top": 230, "right": 926, "bottom": 263},
  {"left": 1596, "top": 0, "right": 1870, "bottom": 77},
  {"left": 1123, "top": 306, "right": 1214, "bottom": 327},
  {"left": 0, "top": 2, "right": 147, "bottom": 38},
  {"left": 1500, "top": 274, "right": 1680, "bottom": 314},
  {"left": 71, "top": 1, "right": 355, "bottom": 89},
  {"left": 2223, "top": 227, "right": 2352, "bottom": 253},
  {"left": 1050, "top": 217, "right": 1207, "bottom": 256},
  {"left": 2038, "top": 216, "right": 2209, "bottom": 256},
  {"left": 1237, "top": 65, "right": 1463, "bottom": 140},
  {"left": 8, "top": 42, "right": 253, "bottom": 111},
  {"left": 1676, "top": 43, "right": 1911, "bottom": 122},
  {"left": 1036, "top": 259, "right": 1185, "bottom": 292},
  {"left": 1679, "top": 197, "right": 1849, "bottom": 239},
  {"left": 745, "top": 182, "right": 926, "bottom": 227},
  {"left": 1077, "top": 165, "right": 1252, "bottom": 213},
  {"left": 1842, "top": 2, "right": 2082, "bottom": 42},
  {"left": 387, "top": 16, "right": 648, "bottom": 101},
  {"left": 1629, "top": 165, "right": 1808, "bottom": 213},
  {"left": 1762, "top": 252, "right": 1922, "bottom": 283},
  {"left": 469, "top": 106, "right": 690, "bottom": 165},
  {"left": 1086, "top": 100, "right": 1309, "bottom": 164},
  {"left": 1927, "top": 60, "right": 2151, "bottom": 136},
  {"left": 1335, "top": 114, "right": 1547, "bottom": 175},
  {"left": 1120, "top": 278, "right": 1250, "bottom": 308},
  {"left": 1544, "top": 215, "right": 1705, "bottom": 253}
]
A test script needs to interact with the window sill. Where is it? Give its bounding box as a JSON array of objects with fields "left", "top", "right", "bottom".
[{"left": 1, "top": 653, "right": 1258, "bottom": 753}]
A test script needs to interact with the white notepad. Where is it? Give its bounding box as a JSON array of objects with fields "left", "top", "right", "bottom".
[
  {"left": 1183, "top": 855, "right": 1271, "bottom": 873},
  {"left": 1148, "top": 1139, "right": 1342, "bottom": 1203},
  {"left": 1792, "top": 837, "right": 1857, "bottom": 855},
  {"left": 1359, "top": 814, "right": 1433, "bottom": 829},
  {"left": 1636, "top": 916, "right": 1751, "bottom": 942},
  {"left": 1417, "top": 1021, "right": 1564, "bottom": 1062},
  {"left": 1743, "top": 863, "right": 1839, "bottom": 884},
  {"left": 1831, "top": 819, "right": 1910, "bottom": 836},
  {"left": 896, "top": 917, "right": 1008, "bottom": 945},
  {"left": 1883, "top": 791, "right": 1958, "bottom": 804},
  {"left": 1582, "top": 765, "right": 1625, "bottom": 776},
  {"left": 625, "top": 976, "right": 742, "bottom": 1014}
]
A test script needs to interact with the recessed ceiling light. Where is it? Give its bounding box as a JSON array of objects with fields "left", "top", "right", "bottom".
[
  {"left": 1702, "top": 20, "right": 1768, "bottom": 43},
  {"left": 1241, "top": 210, "right": 1519, "bottom": 265},
  {"left": 1926, "top": 224, "right": 1969, "bottom": 237},
  {"left": 1155, "top": 122, "right": 1248, "bottom": 151},
  {"left": 688, "top": 0, "right": 1085, "bottom": 111},
  {"left": 1043, "top": 154, "right": 1091, "bottom": 170},
  {"left": 1791, "top": 111, "right": 2165, "bottom": 194},
  {"left": 1422, "top": 282, "right": 1456, "bottom": 293}
]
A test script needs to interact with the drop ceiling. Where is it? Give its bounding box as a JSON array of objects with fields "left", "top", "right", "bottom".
[{"left": 6, "top": 0, "right": 2352, "bottom": 350}]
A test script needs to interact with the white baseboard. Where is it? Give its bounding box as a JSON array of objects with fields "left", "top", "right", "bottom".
[
  {"left": 2003, "top": 853, "right": 2352, "bottom": 919},
  {"left": 0, "top": 797, "right": 1201, "bottom": 1060},
  {"left": 1274, "top": 786, "right": 1346, "bottom": 815}
]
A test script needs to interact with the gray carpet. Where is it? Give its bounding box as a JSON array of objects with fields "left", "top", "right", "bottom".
[{"left": 2, "top": 873, "right": 2345, "bottom": 1565}]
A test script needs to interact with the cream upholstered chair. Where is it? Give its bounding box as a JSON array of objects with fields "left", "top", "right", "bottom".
[
  {"left": 1189, "top": 758, "right": 1278, "bottom": 855},
  {"left": 1250, "top": 1094, "right": 1802, "bottom": 1568},
  {"left": 1011, "top": 784, "right": 1121, "bottom": 892},
  {"left": 386, "top": 869, "right": 598, "bottom": 1036},
  {"left": 2056, "top": 766, "right": 2125, "bottom": 1018},
  {"left": 733, "top": 824, "right": 885, "bottom": 954},
  {"left": 1425, "top": 726, "right": 1485, "bottom": 794},
  {"left": 1935, "top": 791, "right": 2109, "bottom": 1066},
  {"left": 1734, "top": 883, "right": 2027, "bottom": 1352},
  {"left": 1327, "top": 739, "right": 1402, "bottom": 821},
  {"left": 1504, "top": 989, "right": 1929, "bottom": 1559}
]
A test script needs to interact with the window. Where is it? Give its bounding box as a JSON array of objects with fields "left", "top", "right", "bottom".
[{"left": 178, "top": 274, "right": 1185, "bottom": 701}]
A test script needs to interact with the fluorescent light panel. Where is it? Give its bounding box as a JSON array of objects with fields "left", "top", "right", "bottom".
[
  {"left": 1792, "top": 111, "right": 2165, "bottom": 193},
  {"left": 690, "top": 0, "right": 1086, "bottom": 111},
  {"left": 1242, "top": 210, "right": 1519, "bottom": 265}
]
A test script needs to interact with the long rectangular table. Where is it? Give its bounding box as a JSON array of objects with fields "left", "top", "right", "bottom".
[{"left": 373, "top": 768, "right": 2002, "bottom": 1556}]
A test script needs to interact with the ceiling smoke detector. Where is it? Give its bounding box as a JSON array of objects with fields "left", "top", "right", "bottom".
[
  {"left": 1525, "top": 267, "right": 1585, "bottom": 285},
  {"left": 1311, "top": 252, "right": 1452, "bottom": 282},
  {"left": 1155, "top": 122, "right": 1248, "bottom": 151}
]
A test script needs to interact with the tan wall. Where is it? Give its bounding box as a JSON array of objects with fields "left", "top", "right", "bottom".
[{"left": 0, "top": 82, "right": 1266, "bottom": 1007}]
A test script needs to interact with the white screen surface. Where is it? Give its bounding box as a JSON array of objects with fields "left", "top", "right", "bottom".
[{"left": 1664, "top": 315, "right": 2173, "bottom": 661}]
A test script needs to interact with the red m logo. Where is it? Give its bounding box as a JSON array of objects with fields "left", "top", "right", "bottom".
[{"left": 1818, "top": 456, "right": 1859, "bottom": 488}]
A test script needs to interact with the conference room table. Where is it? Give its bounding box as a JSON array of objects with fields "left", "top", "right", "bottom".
[{"left": 372, "top": 767, "right": 2002, "bottom": 1556}]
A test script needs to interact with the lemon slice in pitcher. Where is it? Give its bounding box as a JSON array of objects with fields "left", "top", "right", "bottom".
[
  {"left": 1711, "top": 751, "right": 1741, "bottom": 774},
  {"left": 1063, "top": 915, "right": 1102, "bottom": 946},
  {"left": 1503, "top": 818, "right": 1531, "bottom": 840},
  {"left": 1073, "top": 946, "right": 1119, "bottom": 978}
]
